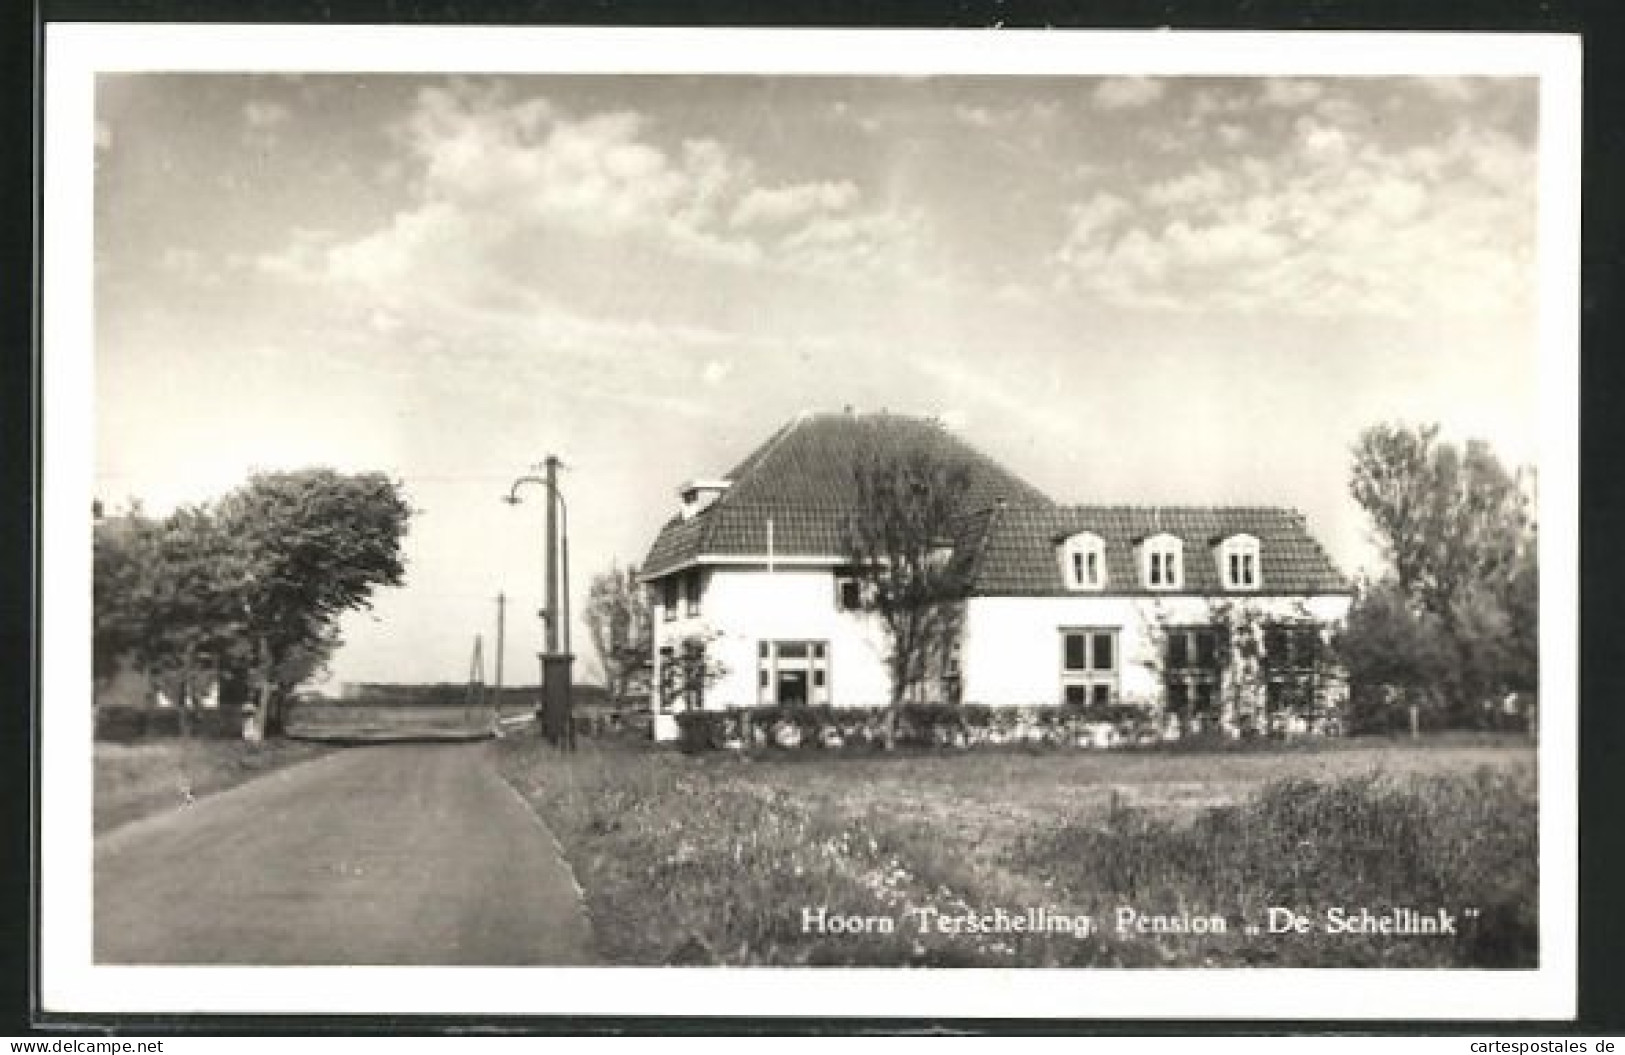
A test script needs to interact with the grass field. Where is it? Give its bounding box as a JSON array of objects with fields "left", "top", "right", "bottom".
[
  {"left": 94, "top": 738, "right": 334, "bottom": 834},
  {"left": 493, "top": 735, "right": 1537, "bottom": 968}
]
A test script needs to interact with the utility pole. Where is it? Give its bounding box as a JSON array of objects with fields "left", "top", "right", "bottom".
[
  {"left": 539, "top": 455, "right": 576, "bottom": 749},
  {"left": 505, "top": 456, "right": 575, "bottom": 750},
  {"left": 494, "top": 591, "right": 506, "bottom": 718},
  {"left": 468, "top": 634, "right": 485, "bottom": 731},
  {"left": 544, "top": 455, "right": 561, "bottom": 655}
]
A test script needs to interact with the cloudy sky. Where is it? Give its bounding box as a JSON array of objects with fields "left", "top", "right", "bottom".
[{"left": 94, "top": 72, "right": 1541, "bottom": 688}]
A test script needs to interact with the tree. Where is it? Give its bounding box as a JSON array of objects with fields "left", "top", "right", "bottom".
[
  {"left": 145, "top": 506, "right": 252, "bottom": 734},
  {"left": 93, "top": 504, "right": 157, "bottom": 687},
  {"left": 1350, "top": 424, "right": 1532, "bottom": 617},
  {"left": 1347, "top": 423, "right": 1536, "bottom": 723},
  {"left": 1340, "top": 577, "right": 1453, "bottom": 732},
  {"left": 841, "top": 447, "right": 971, "bottom": 748},
  {"left": 93, "top": 503, "right": 247, "bottom": 734},
  {"left": 584, "top": 563, "right": 653, "bottom": 704},
  {"left": 215, "top": 470, "right": 413, "bottom": 739},
  {"left": 657, "top": 631, "right": 728, "bottom": 715}
]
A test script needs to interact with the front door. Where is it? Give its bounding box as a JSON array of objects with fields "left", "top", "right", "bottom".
[
  {"left": 758, "top": 640, "right": 830, "bottom": 706},
  {"left": 777, "top": 669, "right": 809, "bottom": 707}
]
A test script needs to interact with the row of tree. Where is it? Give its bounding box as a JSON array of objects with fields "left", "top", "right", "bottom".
[
  {"left": 93, "top": 469, "right": 413, "bottom": 738},
  {"left": 1343, "top": 423, "right": 1538, "bottom": 729}
]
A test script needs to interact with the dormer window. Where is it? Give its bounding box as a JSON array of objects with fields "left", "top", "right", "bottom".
[
  {"left": 1060, "top": 532, "right": 1106, "bottom": 591},
  {"left": 678, "top": 479, "right": 731, "bottom": 520},
  {"left": 1218, "top": 534, "right": 1261, "bottom": 590},
  {"left": 1141, "top": 533, "right": 1183, "bottom": 590}
]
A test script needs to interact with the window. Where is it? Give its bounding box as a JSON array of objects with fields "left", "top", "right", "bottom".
[
  {"left": 1064, "top": 633, "right": 1088, "bottom": 671},
  {"left": 1060, "top": 532, "right": 1106, "bottom": 590},
  {"left": 684, "top": 570, "right": 704, "bottom": 616},
  {"left": 1091, "top": 632, "right": 1113, "bottom": 671},
  {"left": 837, "top": 577, "right": 863, "bottom": 610},
  {"left": 1262, "top": 623, "right": 1325, "bottom": 716},
  {"left": 1164, "top": 626, "right": 1221, "bottom": 715},
  {"left": 1168, "top": 631, "right": 1189, "bottom": 669},
  {"left": 1060, "top": 628, "right": 1119, "bottom": 706},
  {"left": 1263, "top": 624, "right": 1322, "bottom": 672},
  {"left": 661, "top": 577, "right": 679, "bottom": 621},
  {"left": 1197, "top": 630, "right": 1218, "bottom": 667},
  {"left": 758, "top": 640, "right": 831, "bottom": 706},
  {"left": 1165, "top": 627, "right": 1219, "bottom": 671},
  {"left": 1218, "top": 534, "right": 1261, "bottom": 590},
  {"left": 1141, "top": 533, "right": 1183, "bottom": 590}
]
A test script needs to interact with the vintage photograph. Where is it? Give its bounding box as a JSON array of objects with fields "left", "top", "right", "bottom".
[{"left": 44, "top": 27, "right": 1578, "bottom": 1019}]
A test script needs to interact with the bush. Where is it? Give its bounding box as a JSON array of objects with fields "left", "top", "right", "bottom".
[
  {"left": 674, "top": 702, "right": 1186, "bottom": 752},
  {"left": 94, "top": 704, "right": 246, "bottom": 741},
  {"left": 1016, "top": 767, "right": 1537, "bottom": 967}
]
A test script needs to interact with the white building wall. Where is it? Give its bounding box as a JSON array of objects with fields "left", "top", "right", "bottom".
[
  {"left": 651, "top": 564, "right": 1353, "bottom": 736},
  {"left": 960, "top": 593, "right": 1353, "bottom": 708},
  {"left": 650, "top": 564, "right": 894, "bottom": 716}
]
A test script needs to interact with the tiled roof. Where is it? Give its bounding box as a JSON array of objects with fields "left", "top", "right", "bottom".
[
  {"left": 966, "top": 506, "right": 1351, "bottom": 596},
  {"left": 641, "top": 413, "right": 1350, "bottom": 597},
  {"left": 641, "top": 411, "right": 1052, "bottom": 577}
]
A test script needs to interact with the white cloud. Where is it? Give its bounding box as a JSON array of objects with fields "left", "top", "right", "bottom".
[
  {"left": 245, "top": 100, "right": 292, "bottom": 129},
  {"left": 1060, "top": 193, "right": 1130, "bottom": 245},
  {"left": 911, "top": 355, "right": 1078, "bottom": 439},
  {"left": 159, "top": 247, "right": 217, "bottom": 285},
  {"left": 271, "top": 83, "right": 926, "bottom": 291},
  {"left": 1093, "top": 77, "right": 1165, "bottom": 110},
  {"left": 1420, "top": 76, "right": 1480, "bottom": 103},
  {"left": 954, "top": 105, "right": 998, "bottom": 128},
  {"left": 1191, "top": 89, "right": 1248, "bottom": 119},
  {"left": 1260, "top": 79, "right": 1324, "bottom": 108},
  {"left": 1053, "top": 106, "right": 1535, "bottom": 319},
  {"left": 1145, "top": 167, "right": 1230, "bottom": 210},
  {"left": 1296, "top": 117, "right": 1350, "bottom": 162},
  {"left": 730, "top": 181, "right": 859, "bottom": 228}
]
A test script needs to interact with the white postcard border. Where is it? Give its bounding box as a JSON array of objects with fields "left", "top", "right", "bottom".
[{"left": 40, "top": 24, "right": 1582, "bottom": 1020}]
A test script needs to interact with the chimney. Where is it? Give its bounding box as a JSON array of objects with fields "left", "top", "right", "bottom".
[{"left": 678, "top": 478, "right": 731, "bottom": 520}]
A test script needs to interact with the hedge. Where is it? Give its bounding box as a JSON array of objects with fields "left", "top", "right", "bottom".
[
  {"left": 674, "top": 702, "right": 1176, "bottom": 754},
  {"left": 94, "top": 705, "right": 247, "bottom": 742}
]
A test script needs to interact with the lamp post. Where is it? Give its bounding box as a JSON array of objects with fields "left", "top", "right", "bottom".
[{"left": 504, "top": 455, "right": 575, "bottom": 749}]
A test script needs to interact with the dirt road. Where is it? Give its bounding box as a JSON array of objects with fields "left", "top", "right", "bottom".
[{"left": 94, "top": 742, "right": 595, "bottom": 965}]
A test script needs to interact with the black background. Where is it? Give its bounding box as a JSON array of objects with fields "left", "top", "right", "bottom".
[{"left": 5, "top": 0, "right": 1621, "bottom": 1037}]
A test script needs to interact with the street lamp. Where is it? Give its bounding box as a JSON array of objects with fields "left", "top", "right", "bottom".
[{"left": 504, "top": 455, "right": 574, "bottom": 749}]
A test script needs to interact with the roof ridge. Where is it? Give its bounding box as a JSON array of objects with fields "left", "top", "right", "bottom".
[
  {"left": 966, "top": 503, "right": 1003, "bottom": 590},
  {"left": 723, "top": 413, "right": 805, "bottom": 483},
  {"left": 709, "top": 412, "right": 814, "bottom": 541}
]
